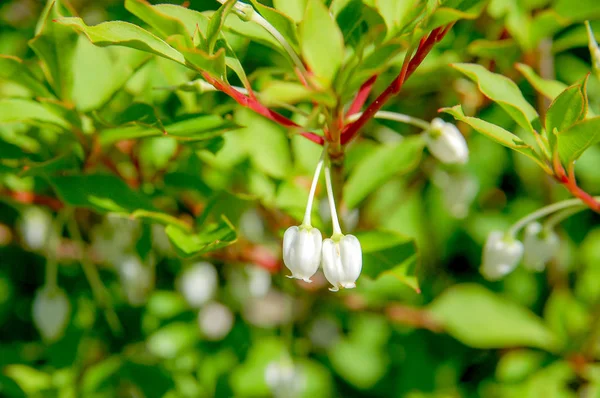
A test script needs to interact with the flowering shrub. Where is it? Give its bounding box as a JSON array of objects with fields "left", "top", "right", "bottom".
[{"left": 1, "top": 0, "right": 600, "bottom": 396}]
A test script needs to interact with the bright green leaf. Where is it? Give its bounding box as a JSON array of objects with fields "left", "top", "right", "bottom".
[
  {"left": 165, "top": 216, "right": 237, "bottom": 258},
  {"left": 557, "top": 117, "right": 600, "bottom": 164},
  {"left": 428, "top": 284, "right": 560, "bottom": 350},
  {"left": 250, "top": 0, "right": 300, "bottom": 49},
  {"left": 0, "top": 99, "right": 70, "bottom": 129},
  {"left": 125, "top": 0, "right": 193, "bottom": 47},
  {"left": 546, "top": 76, "right": 588, "bottom": 150},
  {"left": 0, "top": 55, "right": 53, "bottom": 98},
  {"left": 206, "top": 0, "right": 237, "bottom": 54},
  {"left": 299, "top": 0, "right": 345, "bottom": 88},
  {"left": 273, "top": 0, "right": 307, "bottom": 23},
  {"left": 344, "top": 136, "right": 425, "bottom": 209},
  {"left": 516, "top": 63, "right": 567, "bottom": 100}
]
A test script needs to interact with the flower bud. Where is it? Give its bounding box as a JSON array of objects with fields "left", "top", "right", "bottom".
[
  {"left": 33, "top": 286, "right": 71, "bottom": 342},
  {"left": 178, "top": 262, "right": 218, "bottom": 308},
  {"left": 481, "top": 231, "right": 524, "bottom": 280},
  {"left": 425, "top": 118, "right": 469, "bottom": 165},
  {"left": 197, "top": 302, "right": 234, "bottom": 341},
  {"left": 322, "top": 234, "right": 362, "bottom": 292},
  {"left": 523, "top": 222, "right": 559, "bottom": 272},
  {"left": 282, "top": 226, "right": 322, "bottom": 282}
]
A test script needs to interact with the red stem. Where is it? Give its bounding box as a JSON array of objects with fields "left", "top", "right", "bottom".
[
  {"left": 341, "top": 25, "right": 452, "bottom": 145},
  {"left": 346, "top": 74, "right": 378, "bottom": 117},
  {"left": 201, "top": 72, "right": 324, "bottom": 145},
  {"left": 553, "top": 153, "right": 600, "bottom": 212}
]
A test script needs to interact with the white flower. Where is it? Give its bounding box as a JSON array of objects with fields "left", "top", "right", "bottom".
[
  {"left": 32, "top": 286, "right": 71, "bottom": 342},
  {"left": 523, "top": 222, "right": 559, "bottom": 272},
  {"left": 322, "top": 234, "right": 362, "bottom": 292},
  {"left": 197, "top": 302, "right": 234, "bottom": 341},
  {"left": 118, "top": 255, "right": 153, "bottom": 306},
  {"left": 265, "top": 357, "right": 304, "bottom": 398},
  {"left": 18, "top": 207, "right": 53, "bottom": 251},
  {"left": 283, "top": 225, "right": 322, "bottom": 282},
  {"left": 424, "top": 118, "right": 469, "bottom": 164},
  {"left": 178, "top": 262, "right": 218, "bottom": 308},
  {"left": 481, "top": 231, "right": 524, "bottom": 280}
]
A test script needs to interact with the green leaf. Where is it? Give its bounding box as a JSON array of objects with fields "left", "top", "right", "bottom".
[
  {"left": 206, "top": 0, "right": 236, "bottom": 54},
  {"left": 0, "top": 55, "right": 53, "bottom": 98},
  {"left": 48, "top": 174, "right": 155, "bottom": 213},
  {"left": 546, "top": 76, "right": 588, "bottom": 150},
  {"left": 356, "top": 230, "right": 420, "bottom": 292},
  {"left": 20, "top": 153, "right": 81, "bottom": 177},
  {"left": 99, "top": 114, "right": 238, "bottom": 147},
  {"left": 125, "top": 0, "right": 193, "bottom": 47},
  {"left": 182, "top": 47, "right": 227, "bottom": 79},
  {"left": 299, "top": 0, "right": 345, "bottom": 88},
  {"left": 0, "top": 99, "right": 70, "bottom": 129},
  {"left": 249, "top": 0, "right": 300, "bottom": 49},
  {"left": 554, "top": 0, "right": 600, "bottom": 21},
  {"left": 273, "top": 0, "right": 307, "bottom": 23},
  {"left": 424, "top": 0, "right": 487, "bottom": 31},
  {"left": 344, "top": 136, "right": 425, "bottom": 209},
  {"left": 165, "top": 216, "right": 237, "bottom": 258},
  {"left": 428, "top": 284, "right": 560, "bottom": 350},
  {"left": 236, "top": 108, "right": 292, "bottom": 179},
  {"left": 442, "top": 105, "right": 545, "bottom": 168},
  {"left": 152, "top": 4, "right": 209, "bottom": 36},
  {"left": 128, "top": 210, "right": 192, "bottom": 232},
  {"left": 146, "top": 322, "right": 197, "bottom": 359},
  {"left": 28, "top": 2, "right": 78, "bottom": 100},
  {"left": 515, "top": 63, "right": 567, "bottom": 100},
  {"left": 452, "top": 63, "right": 539, "bottom": 134},
  {"left": 557, "top": 117, "right": 600, "bottom": 164},
  {"left": 56, "top": 17, "right": 186, "bottom": 65}
]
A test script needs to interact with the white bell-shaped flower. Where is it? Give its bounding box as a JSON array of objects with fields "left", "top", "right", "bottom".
[
  {"left": 283, "top": 226, "right": 322, "bottom": 282},
  {"left": 481, "top": 231, "right": 524, "bottom": 280},
  {"left": 32, "top": 286, "right": 71, "bottom": 342},
  {"left": 322, "top": 234, "right": 362, "bottom": 292},
  {"left": 282, "top": 148, "right": 325, "bottom": 283},
  {"left": 523, "top": 222, "right": 559, "bottom": 272},
  {"left": 424, "top": 118, "right": 469, "bottom": 165}
]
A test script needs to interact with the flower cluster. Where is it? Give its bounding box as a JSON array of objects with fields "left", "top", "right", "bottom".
[{"left": 282, "top": 150, "right": 362, "bottom": 292}]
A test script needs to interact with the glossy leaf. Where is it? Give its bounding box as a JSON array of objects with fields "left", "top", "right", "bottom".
[
  {"left": 356, "top": 230, "right": 420, "bottom": 292},
  {"left": 545, "top": 76, "right": 588, "bottom": 149},
  {"left": 557, "top": 117, "right": 600, "bottom": 164},
  {"left": 125, "top": 0, "right": 193, "bottom": 47},
  {"left": 165, "top": 216, "right": 237, "bottom": 257},
  {"left": 300, "top": 0, "right": 345, "bottom": 88},
  {"left": 428, "top": 284, "right": 560, "bottom": 350},
  {"left": 452, "top": 63, "right": 539, "bottom": 134},
  {"left": 344, "top": 136, "right": 425, "bottom": 209}
]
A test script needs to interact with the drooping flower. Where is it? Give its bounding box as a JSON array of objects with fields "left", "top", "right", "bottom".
[
  {"left": 32, "top": 286, "right": 71, "bottom": 343},
  {"left": 523, "top": 222, "right": 559, "bottom": 272},
  {"left": 480, "top": 231, "right": 524, "bottom": 280},
  {"left": 424, "top": 118, "right": 469, "bottom": 165},
  {"left": 282, "top": 149, "right": 325, "bottom": 283}
]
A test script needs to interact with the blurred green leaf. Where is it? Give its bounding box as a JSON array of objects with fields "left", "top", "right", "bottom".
[
  {"left": 273, "top": 0, "right": 307, "bottom": 23},
  {"left": 28, "top": 2, "right": 78, "bottom": 100},
  {"left": 206, "top": 0, "right": 236, "bottom": 54},
  {"left": 20, "top": 153, "right": 81, "bottom": 177},
  {"left": 344, "top": 136, "right": 424, "bottom": 209},
  {"left": 125, "top": 0, "right": 193, "bottom": 47},
  {"left": 329, "top": 339, "right": 388, "bottom": 389},
  {"left": 0, "top": 55, "right": 53, "bottom": 98},
  {"left": 0, "top": 99, "right": 70, "bottom": 129},
  {"left": 3, "top": 365, "right": 52, "bottom": 396},
  {"left": 166, "top": 215, "right": 236, "bottom": 257},
  {"left": 516, "top": 63, "right": 567, "bottom": 100},
  {"left": 146, "top": 322, "right": 197, "bottom": 359},
  {"left": 452, "top": 63, "right": 539, "bottom": 134},
  {"left": 49, "top": 174, "right": 155, "bottom": 213},
  {"left": 554, "top": 0, "right": 600, "bottom": 21},
  {"left": 250, "top": 0, "right": 300, "bottom": 49},
  {"left": 81, "top": 357, "right": 123, "bottom": 394},
  {"left": 428, "top": 284, "right": 560, "bottom": 350},
  {"left": 300, "top": 0, "right": 345, "bottom": 88},
  {"left": 356, "top": 229, "right": 419, "bottom": 292},
  {"left": 557, "top": 117, "right": 600, "bottom": 164}
]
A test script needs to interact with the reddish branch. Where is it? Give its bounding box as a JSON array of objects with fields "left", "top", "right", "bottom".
[
  {"left": 552, "top": 153, "right": 600, "bottom": 212},
  {"left": 346, "top": 74, "right": 378, "bottom": 117},
  {"left": 4, "top": 190, "right": 63, "bottom": 211},
  {"left": 341, "top": 25, "right": 453, "bottom": 145}
]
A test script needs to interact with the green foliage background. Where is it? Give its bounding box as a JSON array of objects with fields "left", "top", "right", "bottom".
[{"left": 1, "top": 0, "right": 600, "bottom": 397}]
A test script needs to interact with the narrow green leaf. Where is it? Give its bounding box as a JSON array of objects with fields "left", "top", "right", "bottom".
[
  {"left": 99, "top": 114, "right": 238, "bottom": 147},
  {"left": 587, "top": 21, "right": 600, "bottom": 79},
  {"left": 452, "top": 63, "right": 539, "bottom": 134},
  {"left": 20, "top": 153, "right": 81, "bottom": 177},
  {"left": 28, "top": 2, "right": 78, "bottom": 100},
  {"left": 424, "top": 0, "right": 487, "bottom": 31},
  {"left": 300, "top": 0, "right": 345, "bottom": 88},
  {"left": 249, "top": 0, "right": 300, "bottom": 48},
  {"left": 128, "top": 210, "right": 192, "bottom": 232},
  {"left": 442, "top": 105, "right": 544, "bottom": 165},
  {"left": 125, "top": 0, "right": 193, "bottom": 47},
  {"left": 0, "top": 55, "right": 53, "bottom": 98},
  {"left": 344, "top": 136, "right": 425, "bottom": 209},
  {"left": 165, "top": 216, "right": 237, "bottom": 258},
  {"left": 546, "top": 76, "right": 588, "bottom": 150},
  {"left": 356, "top": 230, "right": 420, "bottom": 292},
  {"left": 153, "top": 4, "right": 209, "bottom": 36},
  {"left": 56, "top": 17, "right": 186, "bottom": 65},
  {"left": 206, "top": 0, "right": 237, "bottom": 54},
  {"left": 0, "top": 99, "right": 70, "bottom": 128},
  {"left": 428, "top": 284, "right": 560, "bottom": 350},
  {"left": 515, "top": 63, "right": 567, "bottom": 100},
  {"left": 48, "top": 174, "right": 155, "bottom": 213},
  {"left": 557, "top": 117, "right": 600, "bottom": 164}
]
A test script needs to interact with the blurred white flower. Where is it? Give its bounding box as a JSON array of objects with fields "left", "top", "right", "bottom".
[
  {"left": 239, "top": 209, "right": 266, "bottom": 243},
  {"left": 243, "top": 290, "right": 293, "bottom": 328},
  {"left": 523, "top": 222, "right": 559, "bottom": 272},
  {"left": 197, "top": 301, "right": 234, "bottom": 341},
  {"left": 33, "top": 286, "right": 70, "bottom": 342},
  {"left": 481, "top": 231, "right": 524, "bottom": 280},
  {"left": 246, "top": 265, "right": 271, "bottom": 298},
  {"left": 322, "top": 234, "right": 362, "bottom": 292},
  {"left": 309, "top": 317, "right": 340, "bottom": 349},
  {"left": 433, "top": 170, "right": 479, "bottom": 219},
  {"left": 91, "top": 215, "right": 140, "bottom": 263},
  {"left": 18, "top": 207, "right": 53, "bottom": 251},
  {"left": 118, "top": 255, "right": 153, "bottom": 306},
  {"left": 319, "top": 199, "right": 360, "bottom": 232},
  {"left": 265, "top": 357, "right": 304, "bottom": 398},
  {"left": 424, "top": 118, "right": 469, "bottom": 165},
  {"left": 178, "top": 262, "right": 218, "bottom": 308}
]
